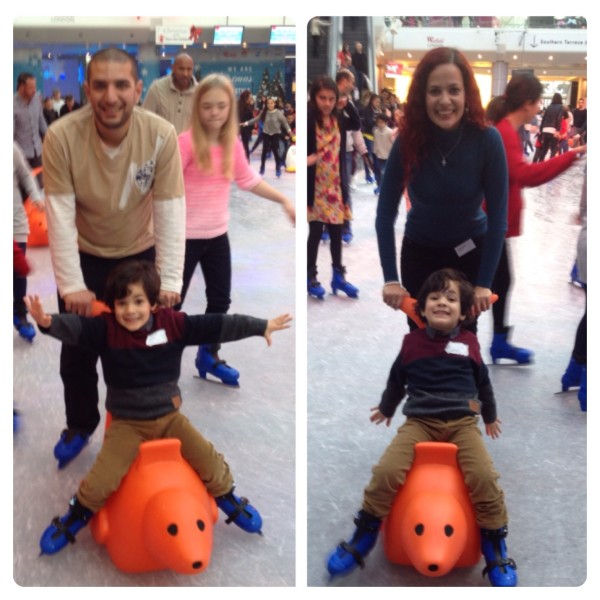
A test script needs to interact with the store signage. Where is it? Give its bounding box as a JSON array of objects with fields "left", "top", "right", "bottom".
[{"left": 386, "top": 62, "right": 404, "bottom": 77}]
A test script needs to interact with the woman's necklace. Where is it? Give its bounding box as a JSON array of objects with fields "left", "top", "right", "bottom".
[{"left": 435, "top": 126, "right": 464, "bottom": 167}]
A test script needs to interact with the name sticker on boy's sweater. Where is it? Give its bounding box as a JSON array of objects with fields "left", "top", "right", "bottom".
[
  {"left": 147, "top": 329, "right": 168, "bottom": 346},
  {"left": 445, "top": 341, "right": 469, "bottom": 357}
]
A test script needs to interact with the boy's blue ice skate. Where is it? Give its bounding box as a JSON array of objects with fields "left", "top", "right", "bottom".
[
  {"left": 331, "top": 266, "right": 359, "bottom": 298},
  {"left": 490, "top": 330, "right": 532, "bottom": 365},
  {"left": 13, "top": 314, "right": 35, "bottom": 342},
  {"left": 480, "top": 526, "right": 518, "bottom": 587},
  {"left": 327, "top": 510, "right": 381, "bottom": 577},
  {"left": 39, "top": 496, "right": 94, "bottom": 555},
  {"left": 196, "top": 345, "right": 240, "bottom": 386},
  {"left": 54, "top": 429, "right": 90, "bottom": 469},
  {"left": 216, "top": 489, "right": 262, "bottom": 534},
  {"left": 561, "top": 357, "right": 583, "bottom": 391}
]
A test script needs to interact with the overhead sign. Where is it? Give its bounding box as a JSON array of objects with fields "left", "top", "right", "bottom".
[
  {"left": 385, "top": 27, "right": 587, "bottom": 54},
  {"left": 155, "top": 25, "right": 197, "bottom": 46}
]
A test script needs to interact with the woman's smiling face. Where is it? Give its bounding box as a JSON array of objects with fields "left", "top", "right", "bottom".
[{"left": 425, "top": 63, "right": 465, "bottom": 130}]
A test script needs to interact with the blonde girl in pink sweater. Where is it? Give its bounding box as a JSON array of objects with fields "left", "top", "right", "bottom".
[{"left": 177, "top": 74, "right": 295, "bottom": 385}]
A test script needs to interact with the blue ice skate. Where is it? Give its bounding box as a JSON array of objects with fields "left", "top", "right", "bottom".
[
  {"left": 39, "top": 496, "right": 94, "bottom": 555},
  {"left": 481, "top": 526, "right": 518, "bottom": 587},
  {"left": 308, "top": 269, "right": 326, "bottom": 300},
  {"left": 327, "top": 510, "right": 381, "bottom": 577},
  {"left": 561, "top": 357, "right": 583, "bottom": 391},
  {"left": 490, "top": 330, "right": 532, "bottom": 365},
  {"left": 331, "top": 266, "right": 359, "bottom": 298},
  {"left": 216, "top": 489, "right": 262, "bottom": 534},
  {"left": 342, "top": 225, "right": 353, "bottom": 244},
  {"left": 196, "top": 345, "right": 240, "bottom": 386},
  {"left": 13, "top": 314, "right": 35, "bottom": 342},
  {"left": 578, "top": 366, "right": 587, "bottom": 412},
  {"left": 54, "top": 429, "right": 90, "bottom": 469}
]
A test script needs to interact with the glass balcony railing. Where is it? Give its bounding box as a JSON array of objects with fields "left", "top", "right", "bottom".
[{"left": 384, "top": 17, "right": 587, "bottom": 29}]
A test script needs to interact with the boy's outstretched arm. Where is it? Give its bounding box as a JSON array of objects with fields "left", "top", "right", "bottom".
[
  {"left": 23, "top": 295, "right": 52, "bottom": 329},
  {"left": 264, "top": 314, "right": 293, "bottom": 346}
]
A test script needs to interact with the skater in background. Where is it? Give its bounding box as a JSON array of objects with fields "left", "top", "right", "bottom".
[
  {"left": 281, "top": 108, "right": 296, "bottom": 169},
  {"left": 249, "top": 96, "right": 267, "bottom": 155},
  {"left": 13, "top": 240, "right": 31, "bottom": 432},
  {"left": 177, "top": 73, "right": 295, "bottom": 386},
  {"left": 359, "top": 92, "right": 381, "bottom": 184},
  {"left": 307, "top": 76, "right": 361, "bottom": 299},
  {"left": 309, "top": 17, "right": 330, "bottom": 58},
  {"left": 372, "top": 113, "right": 395, "bottom": 194},
  {"left": 26, "top": 260, "right": 292, "bottom": 555},
  {"left": 13, "top": 141, "right": 44, "bottom": 342},
  {"left": 241, "top": 97, "right": 293, "bottom": 177},
  {"left": 43, "top": 97, "right": 59, "bottom": 126},
  {"left": 326, "top": 268, "right": 517, "bottom": 587},
  {"left": 343, "top": 114, "right": 374, "bottom": 243},
  {"left": 557, "top": 110, "right": 570, "bottom": 155},
  {"left": 375, "top": 47, "right": 508, "bottom": 329},
  {"left": 485, "top": 74, "right": 586, "bottom": 364},
  {"left": 561, "top": 166, "right": 587, "bottom": 411},
  {"left": 238, "top": 90, "right": 255, "bottom": 162},
  {"left": 533, "top": 92, "right": 564, "bottom": 162}
]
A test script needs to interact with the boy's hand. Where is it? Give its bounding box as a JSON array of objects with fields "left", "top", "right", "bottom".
[
  {"left": 370, "top": 406, "right": 392, "bottom": 427},
  {"left": 485, "top": 419, "right": 502, "bottom": 439},
  {"left": 264, "top": 314, "right": 292, "bottom": 346},
  {"left": 23, "top": 294, "right": 51, "bottom": 328}
]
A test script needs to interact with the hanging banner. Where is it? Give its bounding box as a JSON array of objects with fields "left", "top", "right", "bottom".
[
  {"left": 200, "top": 60, "right": 286, "bottom": 102},
  {"left": 155, "top": 25, "right": 197, "bottom": 46}
]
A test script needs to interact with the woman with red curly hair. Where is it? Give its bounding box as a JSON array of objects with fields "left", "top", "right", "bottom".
[{"left": 375, "top": 47, "right": 508, "bottom": 327}]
